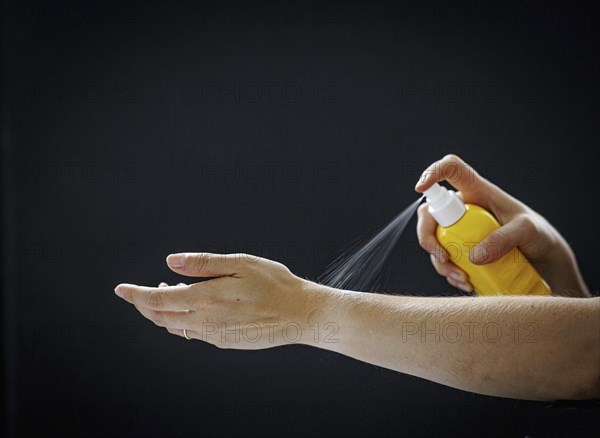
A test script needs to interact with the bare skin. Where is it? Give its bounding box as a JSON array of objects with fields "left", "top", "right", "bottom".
[{"left": 115, "top": 155, "right": 600, "bottom": 401}]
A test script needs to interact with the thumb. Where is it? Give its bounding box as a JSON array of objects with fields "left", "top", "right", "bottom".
[
  {"left": 166, "top": 252, "right": 252, "bottom": 277},
  {"left": 469, "top": 216, "right": 537, "bottom": 265}
]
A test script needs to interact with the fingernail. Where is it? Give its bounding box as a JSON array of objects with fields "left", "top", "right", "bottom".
[
  {"left": 114, "top": 285, "right": 124, "bottom": 298},
  {"left": 471, "top": 245, "right": 486, "bottom": 264},
  {"left": 459, "top": 282, "right": 473, "bottom": 292},
  {"left": 167, "top": 254, "right": 185, "bottom": 268},
  {"left": 159, "top": 282, "right": 168, "bottom": 287},
  {"left": 449, "top": 271, "right": 465, "bottom": 282}
]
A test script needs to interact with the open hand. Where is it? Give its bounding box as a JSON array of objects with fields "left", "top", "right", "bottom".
[{"left": 115, "top": 253, "right": 312, "bottom": 348}]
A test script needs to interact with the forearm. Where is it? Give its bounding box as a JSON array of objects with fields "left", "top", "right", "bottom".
[{"left": 300, "top": 281, "right": 600, "bottom": 401}]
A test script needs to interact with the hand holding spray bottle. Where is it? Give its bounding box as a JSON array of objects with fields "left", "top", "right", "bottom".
[
  {"left": 422, "top": 182, "right": 550, "bottom": 296},
  {"left": 321, "top": 155, "right": 552, "bottom": 296}
]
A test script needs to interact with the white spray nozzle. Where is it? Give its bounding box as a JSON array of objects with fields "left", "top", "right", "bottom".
[
  {"left": 423, "top": 182, "right": 446, "bottom": 202},
  {"left": 423, "top": 182, "right": 466, "bottom": 227}
]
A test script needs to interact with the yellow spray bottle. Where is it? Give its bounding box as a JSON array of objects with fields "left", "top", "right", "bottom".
[{"left": 423, "top": 183, "right": 551, "bottom": 296}]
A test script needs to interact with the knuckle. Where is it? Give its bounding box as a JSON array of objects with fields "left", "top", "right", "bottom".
[
  {"left": 419, "top": 238, "right": 436, "bottom": 252},
  {"left": 234, "top": 252, "right": 260, "bottom": 269},
  {"left": 192, "top": 254, "right": 210, "bottom": 272},
  {"left": 188, "top": 298, "right": 200, "bottom": 313},
  {"left": 417, "top": 203, "right": 429, "bottom": 217},
  {"left": 518, "top": 215, "right": 538, "bottom": 241},
  {"left": 443, "top": 153, "right": 461, "bottom": 163},
  {"left": 147, "top": 289, "right": 164, "bottom": 310},
  {"left": 183, "top": 285, "right": 196, "bottom": 307},
  {"left": 442, "top": 154, "right": 468, "bottom": 175},
  {"left": 238, "top": 252, "right": 257, "bottom": 264},
  {"left": 442, "top": 154, "right": 482, "bottom": 185},
  {"left": 430, "top": 254, "right": 444, "bottom": 274},
  {"left": 233, "top": 253, "right": 249, "bottom": 264},
  {"left": 492, "top": 228, "right": 511, "bottom": 249}
]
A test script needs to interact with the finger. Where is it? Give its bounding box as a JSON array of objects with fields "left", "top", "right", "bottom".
[
  {"left": 430, "top": 254, "right": 469, "bottom": 283},
  {"left": 134, "top": 305, "right": 194, "bottom": 329},
  {"left": 470, "top": 215, "right": 537, "bottom": 265},
  {"left": 167, "top": 327, "right": 197, "bottom": 340},
  {"left": 414, "top": 154, "right": 510, "bottom": 211},
  {"left": 114, "top": 283, "right": 193, "bottom": 311},
  {"left": 159, "top": 282, "right": 168, "bottom": 287},
  {"left": 166, "top": 252, "right": 258, "bottom": 277},
  {"left": 417, "top": 203, "right": 449, "bottom": 263},
  {"left": 415, "top": 154, "right": 483, "bottom": 192},
  {"left": 446, "top": 276, "right": 474, "bottom": 292}
]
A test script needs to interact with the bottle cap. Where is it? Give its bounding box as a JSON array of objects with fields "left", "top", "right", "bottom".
[{"left": 423, "top": 182, "right": 466, "bottom": 227}]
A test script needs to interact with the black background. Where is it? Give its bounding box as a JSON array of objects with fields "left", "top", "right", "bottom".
[{"left": 2, "top": 0, "right": 599, "bottom": 436}]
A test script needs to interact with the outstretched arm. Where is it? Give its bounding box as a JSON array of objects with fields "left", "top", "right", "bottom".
[
  {"left": 302, "top": 280, "right": 600, "bottom": 401},
  {"left": 115, "top": 253, "right": 600, "bottom": 402}
]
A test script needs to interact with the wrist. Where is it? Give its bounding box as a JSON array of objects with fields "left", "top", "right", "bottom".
[
  {"left": 541, "top": 240, "right": 590, "bottom": 297},
  {"left": 294, "top": 279, "right": 352, "bottom": 347}
]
